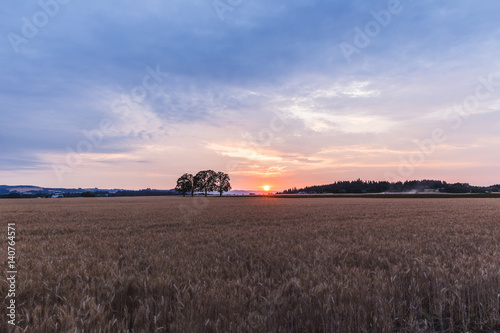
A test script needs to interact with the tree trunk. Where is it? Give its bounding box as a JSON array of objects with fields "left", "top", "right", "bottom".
[
  {"left": 205, "top": 189, "right": 208, "bottom": 197},
  {"left": 183, "top": 193, "right": 186, "bottom": 197},
  {"left": 219, "top": 191, "right": 223, "bottom": 197}
]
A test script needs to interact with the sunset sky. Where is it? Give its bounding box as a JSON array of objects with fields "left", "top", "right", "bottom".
[{"left": 1, "top": 1, "right": 500, "bottom": 191}]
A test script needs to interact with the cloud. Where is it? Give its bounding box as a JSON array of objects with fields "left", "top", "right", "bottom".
[{"left": 1, "top": 0, "right": 500, "bottom": 188}]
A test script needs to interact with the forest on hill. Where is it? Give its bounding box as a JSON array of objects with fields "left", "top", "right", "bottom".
[{"left": 281, "top": 179, "right": 500, "bottom": 194}]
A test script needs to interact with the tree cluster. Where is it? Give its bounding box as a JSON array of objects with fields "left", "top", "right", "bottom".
[
  {"left": 282, "top": 179, "right": 499, "bottom": 194},
  {"left": 283, "top": 179, "right": 393, "bottom": 194},
  {"left": 175, "top": 170, "right": 231, "bottom": 197}
]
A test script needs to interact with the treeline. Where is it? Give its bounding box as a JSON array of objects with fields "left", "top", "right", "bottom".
[
  {"left": 175, "top": 170, "right": 231, "bottom": 197},
  {"left": 282, "top": 179, "right": 500, "bottom": 194},
  {"left": 0, "top": 189, "right": 178, "bottom": 199},
  {"left": 111, "top": 189, "right": 178, "bottom": 197}
]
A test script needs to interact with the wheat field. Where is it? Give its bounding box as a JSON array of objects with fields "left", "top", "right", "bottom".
[{"left": 1, "top": 196, "right": 500, "bottom": 332}]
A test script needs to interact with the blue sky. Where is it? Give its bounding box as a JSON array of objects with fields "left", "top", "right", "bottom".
[{"left": 1, "top": 0, "right": 500, "bottom": 190}]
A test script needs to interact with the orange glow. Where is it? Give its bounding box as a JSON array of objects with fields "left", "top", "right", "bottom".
[{"left": 263, "top": 185, "right": 270, "bottom": 191}]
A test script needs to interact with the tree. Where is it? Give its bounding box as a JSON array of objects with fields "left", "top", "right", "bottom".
[
  {"left": 175, "top": 173, "right": 194, "bottom": 197},
  {"left": 194, "top": 170, "right": 216, "bottom": 197},
  {"left": 439, "top": 182, "right": 471, "bottom": 193},
  {"left": 214, "top": 171, "right": 231, "bottom": 196}
]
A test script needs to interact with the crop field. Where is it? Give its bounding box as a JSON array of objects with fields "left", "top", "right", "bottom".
[{"left": 1, "top": 196, "right": 500, "bottom": 332}]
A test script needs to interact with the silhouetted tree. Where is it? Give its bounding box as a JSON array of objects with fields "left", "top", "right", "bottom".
[
  {"left": 440, "top": 182, "right": 471, "bottom": 193},
  {"left": 175, "top": 173, "right": 194, "bottom": 197},
  {"left": 194, "top": 170, "right": 216, "bottom": 197},
  {"left": 287, "top": 179, "right": 451, "bottom": 194},
  {"left": 214, "top": 171, "right": 231, "bottom": 196}
]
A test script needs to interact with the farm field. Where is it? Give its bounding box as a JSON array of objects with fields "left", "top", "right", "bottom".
[{"left": 1, "top": 196, "right": 500, "bottom": 332}]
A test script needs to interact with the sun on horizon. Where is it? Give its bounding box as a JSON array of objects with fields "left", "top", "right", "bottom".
[{"left": 263, "top": 185, "right": 270, "bottom": 191}]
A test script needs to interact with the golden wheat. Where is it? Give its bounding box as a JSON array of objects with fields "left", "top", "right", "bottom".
[{"left": 1, "top": 197, "right": 499, "bottom": 332}]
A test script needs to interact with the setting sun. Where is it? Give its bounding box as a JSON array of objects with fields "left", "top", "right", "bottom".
[{"left": 263, "top": 185, "right": 270, "bottom": 191}]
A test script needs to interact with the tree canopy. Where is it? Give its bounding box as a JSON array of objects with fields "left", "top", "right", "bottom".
[
  {"left": 175, "top": 170, "right": 231, "bottom": 197},
  {"left": 175, "top": 173, "right": 194, "bottom": 197},
  {"left": 214, "top": 171, "right": 232, "bottom": 196}
]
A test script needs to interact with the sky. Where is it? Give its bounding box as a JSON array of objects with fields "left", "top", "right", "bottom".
[{"left": 1, "top": 0, "right": 500, "bottom": 191}]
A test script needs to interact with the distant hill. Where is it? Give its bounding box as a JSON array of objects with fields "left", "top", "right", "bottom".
[
  {"left": 0, "top": 185, "right": 44, "bottom": 194},
  {"left": 226, "top": 190, "right": 271, "bottom": 195},
  {"left": 0, "top": 185, "right": 268, "bottom": 198},
  {"left": 2, "top": 180, "right": 498, "bottom": 199},
  {"left": 0, "top": 185, "right": 177, "bottom": 198},
  {"left": 0, "top": 185, "right": 116, "bottom": 195}
]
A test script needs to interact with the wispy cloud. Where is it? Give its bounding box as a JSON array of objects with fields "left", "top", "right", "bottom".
[{"left": 1, "top": 0, "right": 500, "bottom": 188}]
